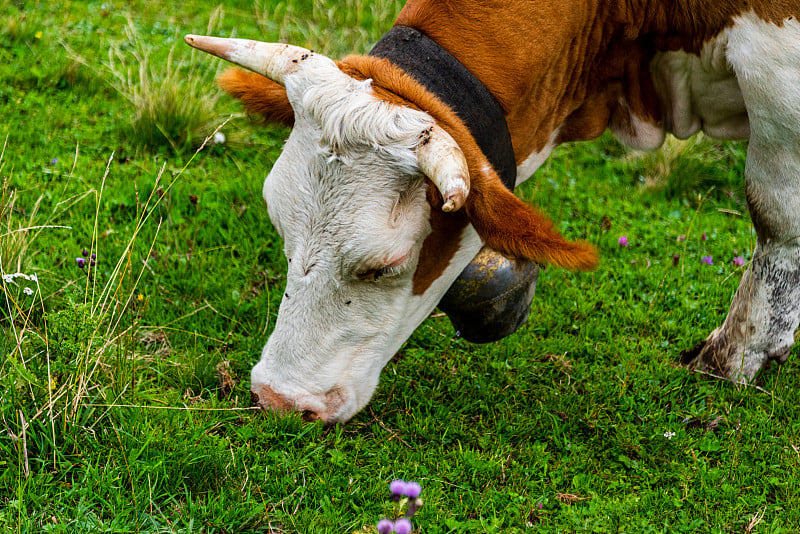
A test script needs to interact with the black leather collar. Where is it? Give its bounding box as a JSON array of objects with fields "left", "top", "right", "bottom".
[{"left": 369, "top": 25, "right": 517, "bottom": 191}]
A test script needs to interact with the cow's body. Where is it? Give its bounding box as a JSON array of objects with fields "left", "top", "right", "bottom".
[{"left": 187, "top": 1, "right": 800, "bottom": 422}]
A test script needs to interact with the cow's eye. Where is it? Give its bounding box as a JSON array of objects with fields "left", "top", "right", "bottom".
[
  {"left": 356, "top": 264, "right": 404, "bottom": 282},
  {"left": 356, "top": 268, "right": 384, "bottom": 282}
]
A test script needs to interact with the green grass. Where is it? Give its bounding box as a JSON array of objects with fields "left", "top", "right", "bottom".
[{"left": 1, "top": 1, "right": 798, "bottom": 533}]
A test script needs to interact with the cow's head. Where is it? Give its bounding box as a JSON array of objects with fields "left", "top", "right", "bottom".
[{"left": 186, "top": 35, "right": 598, "bottom": 423}]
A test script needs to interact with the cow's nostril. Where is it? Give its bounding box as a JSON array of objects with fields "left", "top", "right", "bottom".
[
  {"left": 301, "top": 409, "right": 321, "bottom": 422},
  {"left": 251, "top": 384, "right": 293, "bottom": 413}
]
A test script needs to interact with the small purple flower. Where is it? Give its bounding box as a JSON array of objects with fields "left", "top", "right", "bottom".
[
  {"left": 50, "top": 158, "right": 58, "bottom": 165},
  {"left": 701, "top": 256, "right": 713, "bottom": 265},
  {"left": 537, "top": 501, "right": 543, "bottom": 509},
  {"left": 394, "top": 518, "right": 412, "bottom": 534},
  {"left": 404, "top": 481, "right": 421, "bottom": 499},
  {"left": 732, "top": 256, "right": 745, "bottom": 266},
  {"left": 618, "top": 235, "right": 628, "bottom": 247},
  {"left": 702, "top": 233, "right": 708, "bottom": 241},
  {"left": 377, "top": 519, "right": 394, "bottom": 534},
  {"left": 390, "top": 479, "right": 407, "bottom": 498},
  {"left": 82, "top": 248, "right": 89, "bottom": 257},
  {"left": 76, "top": 257, "right": 86, "bottom": 268}
]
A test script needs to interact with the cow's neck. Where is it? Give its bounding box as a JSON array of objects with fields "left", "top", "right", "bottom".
[
  {"left": 369, "top": 25, "right": 517, "bottom": 191},
  {"left": 391, "top": 0, "right": 796, "bottom": 162}
]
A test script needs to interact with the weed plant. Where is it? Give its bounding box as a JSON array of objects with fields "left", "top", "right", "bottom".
[
  {"left": 66, "top": 9, "right": 231, "bottom": 154},
  {"left": 0, "top": 1, "right": 798, "bottom": 533}
]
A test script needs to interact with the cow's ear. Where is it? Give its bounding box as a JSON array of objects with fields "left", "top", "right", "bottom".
[
  {"left": 217, "top": 68, "right": 294, "bottom": 127},
  {"left": 465, "top": 169, "right": 599, "bottom": 271}
]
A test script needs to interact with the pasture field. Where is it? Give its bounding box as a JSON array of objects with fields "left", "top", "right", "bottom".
[{"left": 1, "top": 1, "right": 799, "bottom": 532}]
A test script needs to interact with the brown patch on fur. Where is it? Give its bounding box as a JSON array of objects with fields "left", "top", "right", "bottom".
[
  {"left": 412, "top": 187, "right": 470, "bottom": 295},
  {"left": 217, "top": 68, "right": 294, "bottom": 127}
]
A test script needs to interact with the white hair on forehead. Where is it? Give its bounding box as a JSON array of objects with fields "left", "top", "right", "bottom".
[{"left": 300, "top": 75, "right": 434, "bottom": 163}]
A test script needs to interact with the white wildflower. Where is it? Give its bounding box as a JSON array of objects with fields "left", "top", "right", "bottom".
[
  {"left": 663, "top": 431, "right": 676, "bottom": 440},
  {"left": 2, "top": 272, "right": 39, "bottom": 284},
  {"left": 23, "top": 287, "right": 33, "bottom": 296},
  {"left": 213, "top": 132, "right": 226, "bottom": 145}
]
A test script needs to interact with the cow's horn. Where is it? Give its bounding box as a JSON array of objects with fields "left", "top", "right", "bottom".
[
  {"left": 185, "top": 35, "right": 320, "bottom": 85},
  {"left": 417, "top": 126, "right": 470, "bottom": 212}
]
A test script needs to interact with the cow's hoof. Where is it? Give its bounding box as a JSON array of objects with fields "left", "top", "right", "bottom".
[
  {"left": 680, "top": 333, "right": 753, "bottom": 383},
  {"left": 438, "top": 246, "right": 539, "bottom": 343},
  {"left": 679, "top": 329, "right": 787, "bottom": 384}
]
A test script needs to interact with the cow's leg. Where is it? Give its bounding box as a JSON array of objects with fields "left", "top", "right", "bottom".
[
  {"left": 438, "top": 246, "right": 539, "bottom": 343},
  {"left": 681, "top": 14, "right": 800, "bottom": 382},
  {"left": 680, "top": 243, "right": 800, "bottom": 381}
]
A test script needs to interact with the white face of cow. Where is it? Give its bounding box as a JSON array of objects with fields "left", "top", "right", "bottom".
[
  {"left": 181, "top": 36, "right": 482, "bottom": 422},
  {"left": 252, "top": 72, "right": 479, "bottom": 422}
]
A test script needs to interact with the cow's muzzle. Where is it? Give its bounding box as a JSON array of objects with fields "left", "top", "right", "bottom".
[{"left": 250, "top": 384, "right": 343, "bottom": 423}]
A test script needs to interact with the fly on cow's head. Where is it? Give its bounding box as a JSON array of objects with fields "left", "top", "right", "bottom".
[{"left": 186, "top": 35, "right": 597, "bottom": 423}]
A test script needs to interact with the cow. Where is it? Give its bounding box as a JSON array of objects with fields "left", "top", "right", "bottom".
[{"left": 186, "top": 0, "right": 800, "bottom": 423}]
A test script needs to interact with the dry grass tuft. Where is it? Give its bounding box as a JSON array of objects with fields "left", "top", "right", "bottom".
[{"left": 66, "top": 9, "right": 232, "bottom": 154}]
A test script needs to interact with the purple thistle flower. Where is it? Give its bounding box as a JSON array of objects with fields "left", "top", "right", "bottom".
[
  {"left": 376, "top": 519, "right": 394, "bottom": 534},
  {"left": 701, "top": 256, "right": 713, "bottom": 265},
  {"left": 404, "top": 481, "right": 421, "bottom": 499},
  {"left": 390, "top": 479, "right": 407, "bottom": 498},
  {"left": 394, "top": 518, "right": 412, "bottom": 534},
  {"left": 618, "top": 235, "right": 628, "bottom": 247},
  {"left": 732, "top": 256, "right": 745, "bottom": 266},
  {"left": 702, "top": 233, "right": 708, "bottom": 240},
  {"left": 76, "top": 257, "right": 86, "bottom": 268},
  {"left": 82, "top": 248, "right": 89, "bottom": 257}
]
